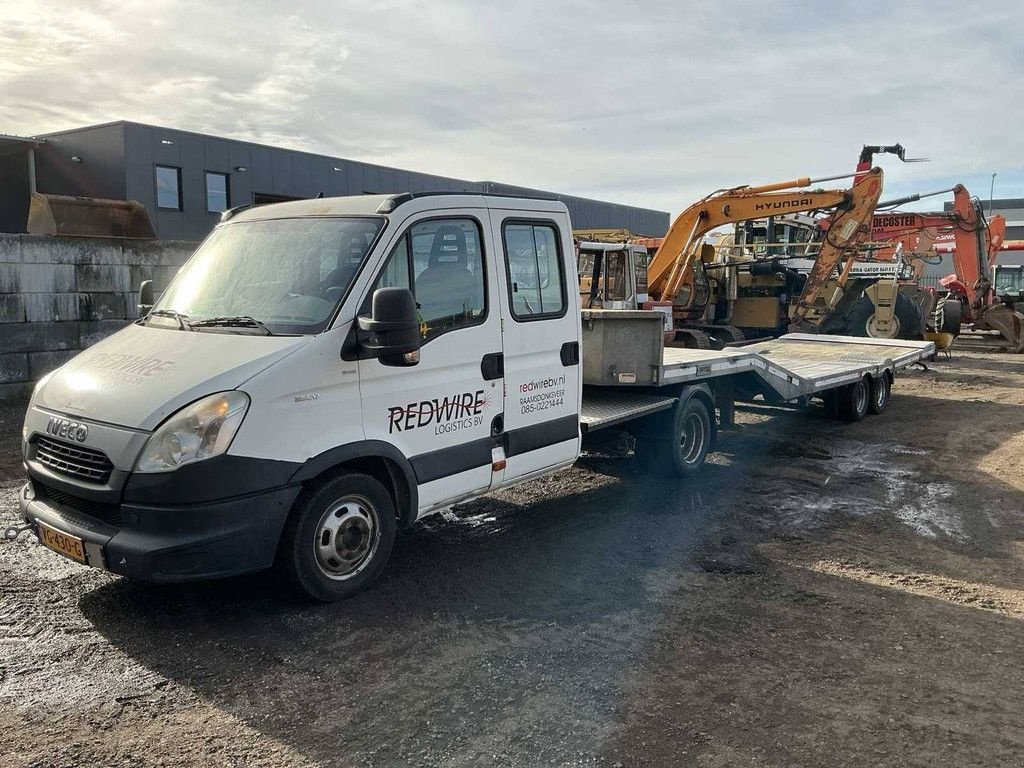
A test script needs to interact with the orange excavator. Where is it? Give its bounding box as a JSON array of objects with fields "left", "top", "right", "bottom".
[{"left": 644, "top": 167, "right": 883, "bottom": 347}]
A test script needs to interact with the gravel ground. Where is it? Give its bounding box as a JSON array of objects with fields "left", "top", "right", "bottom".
[{"left": 1, "top": 336, "right": 1023, "bottom": 767}]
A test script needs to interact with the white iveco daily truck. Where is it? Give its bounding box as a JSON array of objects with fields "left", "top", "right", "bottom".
[{"left": 13, "top": 194, "right": 933, "bottom": 600}]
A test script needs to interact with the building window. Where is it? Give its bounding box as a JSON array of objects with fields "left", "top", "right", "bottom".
[
  {"left": 205, "top": 172, "right": 229, "bottom": 213},
  {"left": 502, "top": 222, "right": 566, "bottom": 319},
  {"left": 155, "top": 165, "right": 182, "bottom": 210}
]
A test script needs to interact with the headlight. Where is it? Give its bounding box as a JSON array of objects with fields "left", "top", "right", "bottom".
[{"left": 135, "top": 391, "right": 249, "bottom": 473}]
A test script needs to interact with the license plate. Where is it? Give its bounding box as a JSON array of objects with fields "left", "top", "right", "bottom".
[{"left": 38, "top": 521, "right": 87, "bottom": 564}]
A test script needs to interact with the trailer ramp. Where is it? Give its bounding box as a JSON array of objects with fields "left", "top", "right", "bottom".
[{"left": 743, "top": 333, "right": 935, "bottom": 401}]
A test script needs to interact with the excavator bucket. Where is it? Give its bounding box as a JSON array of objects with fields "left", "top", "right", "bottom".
[
  {"left": 975, "top": 303, "right": 1024, "bottom": 353},
  {"left": 27, "top": 192, "right": 156, "bottom": 239}
]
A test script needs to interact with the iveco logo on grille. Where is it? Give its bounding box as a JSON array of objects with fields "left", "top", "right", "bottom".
[{"left": 46, "top": 416, "right": 89, "bottom": 443}]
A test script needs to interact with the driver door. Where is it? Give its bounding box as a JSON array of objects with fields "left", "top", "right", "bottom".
[{"left": 357, "top": 212, "right": 504, "bottom": 514}]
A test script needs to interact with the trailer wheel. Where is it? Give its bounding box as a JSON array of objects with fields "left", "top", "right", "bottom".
[
  {"left": 637, "top": 397, "right": 712, "bottom": 477},
  {"left": 837, "top": 377, "right": 870, "bottom": 422},
  {"left": 279, "top": 472, "right": 397, "bottom": 601},
  {"left": 868, "top": 373, "right": 891, "bottom": 415}
]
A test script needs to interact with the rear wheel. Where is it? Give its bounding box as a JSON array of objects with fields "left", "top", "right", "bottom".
[
  {"left": 837, "top": 377, "right": 870, "bottom": 422},
  {"left": 636, "top": 397, "right": 712, "bottom": 477},
  {"left": 279, "top": 472, "right": 397, "bottom": 601},
  {"left": 868, "top": 373, "right": 891, "bottom": 415}
]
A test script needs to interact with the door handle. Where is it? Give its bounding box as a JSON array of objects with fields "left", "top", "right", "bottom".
[
  {"left": 560, "top": 341, "right": 579, "bottom": 366},
  {"left": 481, "top": 352, "right": 504, "bottom": 380}
]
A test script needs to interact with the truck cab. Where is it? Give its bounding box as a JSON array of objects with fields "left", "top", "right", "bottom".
[{"left": 19, "top": 193, "right": 584, "bottom": 600}]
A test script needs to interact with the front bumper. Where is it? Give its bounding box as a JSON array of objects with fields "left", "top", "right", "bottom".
[{"left": 19, "top": 481, "right": 301, "bottom": 582}]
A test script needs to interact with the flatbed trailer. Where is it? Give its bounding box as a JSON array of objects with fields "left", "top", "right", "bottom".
[{"left": 579, "top": 306, "right": 932, "bottom": 437}]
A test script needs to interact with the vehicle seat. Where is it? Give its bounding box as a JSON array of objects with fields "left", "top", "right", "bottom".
[
  {"left": 415, "top": 225, "right": 482, "bottom": 321},
  {"left": 321, "top": 236, "right": 366, "bottom": 295}
]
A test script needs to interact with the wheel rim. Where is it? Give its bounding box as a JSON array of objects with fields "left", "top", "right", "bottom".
[
  {"left": 854, "top": 381, "right": 868, "bottom": 413},
  {"left": 866, "top": 313, "right": 901, "bottom": 339},
  {"left": 313, "top": 495, "right": 380, "bottom": 580},
  {"left": 679, "top": 412, "right": 706, "bottom": 465}
]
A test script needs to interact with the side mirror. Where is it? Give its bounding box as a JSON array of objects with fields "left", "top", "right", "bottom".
[
  {"left": 138, "top": 280, "right": 155, "bottom": 315},
  {"left": 357, "top": 287, "right": 420, "bottom": 367}
]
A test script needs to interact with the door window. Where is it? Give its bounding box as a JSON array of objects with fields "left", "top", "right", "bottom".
[
  {"left": 366, "top": 218, "right": 486, "bottom": 342},
  {"left": 503, "top": 223, "right": 566, "bottom": 319}
]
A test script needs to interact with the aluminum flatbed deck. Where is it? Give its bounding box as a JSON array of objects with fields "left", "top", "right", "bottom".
[
  {"left": 645, "top": 333, "right": 932, "bottom": 395},
  {"left": 743, "top": 334, "right": 934, "bottom": 400},
  {"left": 580, "top": 333, "right": 934, "bottom": 432}
]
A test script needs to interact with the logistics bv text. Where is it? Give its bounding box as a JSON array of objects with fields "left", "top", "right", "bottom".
[{"left": 388, "top": 390, "right": 487, "bottom": 435}]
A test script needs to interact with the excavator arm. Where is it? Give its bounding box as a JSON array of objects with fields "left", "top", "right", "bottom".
[
  {"left": 648, "top": 169, "right": 883, "bottom": 326},
  {"left": 788, "top": 168, "right": 885, "bottom": 330}
]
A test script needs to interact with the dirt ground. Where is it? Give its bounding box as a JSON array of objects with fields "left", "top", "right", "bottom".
[{"left": 1, "top": 336, "right": 1023, "bottom": 767}]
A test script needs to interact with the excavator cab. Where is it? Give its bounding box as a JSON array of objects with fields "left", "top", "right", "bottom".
[
  {"left": 993, "top": 264, "right": 1023, "bottom": 305},
  {"left": 577, "top": 241, "right": 639, "bottom": 310}
]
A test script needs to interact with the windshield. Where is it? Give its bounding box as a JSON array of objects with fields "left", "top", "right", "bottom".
[
  {"left": 152, "top": 216, "right": 384, "bottom": 334},
  {"left": 994, "top": 267, "right": 1022, "bottom": 293}
]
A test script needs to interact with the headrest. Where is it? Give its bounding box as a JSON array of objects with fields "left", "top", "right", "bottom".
[
  {"left": 340, "top": 236, "right": 366, "bottom": 266},
  {"left": 430, "top": 225, "right": 468, "bottom": 266}
]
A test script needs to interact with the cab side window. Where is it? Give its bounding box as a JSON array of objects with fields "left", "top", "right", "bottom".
[
  {"left": 366, "top": 218, "right": 486, "bottom": 342},
  {"left": 503, "top": 222, "right": 566, "bottom": 319}
]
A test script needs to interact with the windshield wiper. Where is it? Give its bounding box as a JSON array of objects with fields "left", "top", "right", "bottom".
[
  {"left": 146, "top": 309, "right": 192, "bottom": 330},
  {"left": 190, "top": 315, "right": 275, "bottom": 335}
]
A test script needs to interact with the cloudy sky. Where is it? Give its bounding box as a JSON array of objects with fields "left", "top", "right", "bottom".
[{"left": 2, "top": 0, "right": 1022, "bottom": 215}]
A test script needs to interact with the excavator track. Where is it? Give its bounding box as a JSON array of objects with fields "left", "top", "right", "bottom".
[
  {"left": 670, "top": 329, "right": 713, "bottom": 349},
  {"left": 701, "top": 325, "right": 746, "bottom": 345}
]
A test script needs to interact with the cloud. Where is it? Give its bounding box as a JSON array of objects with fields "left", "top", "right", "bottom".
[{"left": 2, "top": 0, "right": 1023, "bottom": 215}]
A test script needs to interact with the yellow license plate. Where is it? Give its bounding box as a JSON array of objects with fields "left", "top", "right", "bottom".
[{"left": 38, "top": 521, "right": 87, "bottom": 564}]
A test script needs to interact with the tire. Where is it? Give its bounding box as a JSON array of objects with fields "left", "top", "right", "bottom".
[
  {"left": 836, "top": 377, "right": 869, "bottom": 422},
  {"left": 868, "top": 373, "right": 891, "bottom": 415},
  {"left": 941, "top": 298, "right": 963, "bottom": 335},
  {"left": 278, "top": 472, "right": 397, "bottom": 602},
  {"left": 636, "top": 396, "right": 712, "bottom": 477},
  {"left": 845, "top": 292, "right": 924, "bottom": 339}
]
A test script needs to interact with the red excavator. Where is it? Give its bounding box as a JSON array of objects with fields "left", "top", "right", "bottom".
[{"left": 867, "top": 185, "right": 1022, "bottom": 351}]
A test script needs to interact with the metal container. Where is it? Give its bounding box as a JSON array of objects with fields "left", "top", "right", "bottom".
[{"left": 580, "top": 309, "right": 664, "bottom": 386}]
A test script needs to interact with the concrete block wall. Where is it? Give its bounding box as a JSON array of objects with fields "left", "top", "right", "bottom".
[{"left": 0, "top": 234, "right": 197, "bottom": 401}]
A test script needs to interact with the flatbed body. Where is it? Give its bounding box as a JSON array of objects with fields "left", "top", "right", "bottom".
[{"left": 580, "top": 331, "right": 933, "bottom": 432}]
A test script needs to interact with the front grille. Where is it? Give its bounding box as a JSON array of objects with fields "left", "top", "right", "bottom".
[
  {"left": 35, "top": 483, "right": 122, "bottom": 528},
  {"left": 35, "top": 436, "right": 114, "bottom": 484}
]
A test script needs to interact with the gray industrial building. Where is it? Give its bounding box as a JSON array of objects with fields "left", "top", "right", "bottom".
[{"left": 0, "top": 120, "right": 669, "bottom": 241}]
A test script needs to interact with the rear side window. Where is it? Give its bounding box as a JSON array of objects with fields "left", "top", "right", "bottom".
[{"left": 503, "top": 222, "right": 566, "bottom": 319}]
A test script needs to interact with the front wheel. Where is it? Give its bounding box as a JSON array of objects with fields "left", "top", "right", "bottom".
[{"left": 279, "top": 472, "right": 397, "bottom": 601}]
